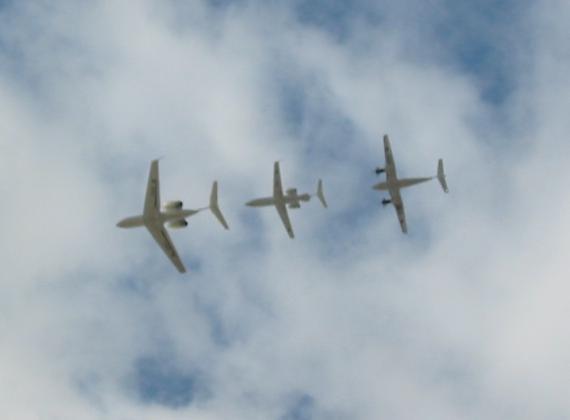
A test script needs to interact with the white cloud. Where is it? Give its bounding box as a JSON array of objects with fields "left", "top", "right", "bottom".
[{"left": 0, "top": 0, "right": 569, "bottom": 419}]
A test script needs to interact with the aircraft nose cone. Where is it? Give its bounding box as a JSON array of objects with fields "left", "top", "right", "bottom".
[
  {"left": 116, "top": 219, "right": 126, "bottom": 228},
  {"left": 245, "top": 200, "right": 254, "bottom": 207}
]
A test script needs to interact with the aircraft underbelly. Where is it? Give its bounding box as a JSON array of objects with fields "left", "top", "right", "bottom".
[
  {"left": 117, "top": 215, "right": 145, "bottom": 228},
  {"left": 160, "top": 210, "right": 198, "bottom": 224},
  {"left": 374, "top": 178, "right": 398, "bottom": 191},
  {"left": 373, "top": 181, "right": 389, "bottom": 190},
  {"left": 397, "top": 177, "right": 432, "bottom": 189},
  {"left": 246, "top": 197, "right": 276, "bottom": 207}
]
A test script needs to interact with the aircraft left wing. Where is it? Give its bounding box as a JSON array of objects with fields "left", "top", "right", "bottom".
[
  {"left": 383, "top": 135, "right": 398, "bottom": 181},
  {"left": 390, "top": 189, "right": 408, "bottom": 234},
  {"left": 145, "top": 222, "right": 187, "bottom": 273},
  {"left": 273, "top": 161, "right": 294, "bottom": 238},
  {"left": 144, "top": 160, "right": 160, "bottom": 217},
  {"left": 273, "top": 161, "right": 284, "bottom": 198}
]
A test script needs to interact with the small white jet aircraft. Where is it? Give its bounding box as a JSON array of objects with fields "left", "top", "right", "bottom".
[
  {"left": 373, "top": 135, "right": 449, "bottom": 233},
  {"left": 246, "top": 161, "right": 327, "bottom": 238},
  {"left": 117, "top": 160, "right": 229, "bottom": 273}
]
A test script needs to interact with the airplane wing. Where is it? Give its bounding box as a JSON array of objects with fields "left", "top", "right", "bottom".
[
  {"left": 273, "top": 161, "right": 284, "bottom": 198},
  {"left": 145, "top": 222, "right": 187, "bottom": 273},
  {"left": 273, "top": 161, "right": 295, "bottom": 238},
  {"left": 383, "top": 135, "right": 398, "bottom": 181},
  {"left": 390, "top": 189, "right": 408, "bottom": 234},
  {"left": 144, "top": 160, "right": 160, "bottom": 217},
  {"left": 275, "top": 200, "right": 295, "bottom": 238}
]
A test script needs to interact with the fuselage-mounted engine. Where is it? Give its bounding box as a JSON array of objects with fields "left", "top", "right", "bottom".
[
  {"left": 163, "top": 201, "right": 183, "bottom": 212},
  {"left": 286, "top": 188, "right": 301, "bottom": 209},
  {"left": 286, "top": 188, "right": 298, "bottom": 197},
  {"left": 167, "top": 219, "right": 188, "bottom": 229},
  {"left": 286, "top": 188, "right": 311, "bottom": 209}
]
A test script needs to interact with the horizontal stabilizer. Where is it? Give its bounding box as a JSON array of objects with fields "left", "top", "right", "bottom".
[
  {"left": 210, "top": 181, "right": 230, "bottom": 230},
  {"left": 316, "top": 179, "right": 328, "bottom": 208},
  {"left": 437, "top": 159, "right": 449, "bottom": 193}
]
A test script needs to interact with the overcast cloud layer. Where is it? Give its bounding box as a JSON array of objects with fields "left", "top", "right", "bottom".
[{"left": 1, "top": 0, "right": 569, "bottom": 419}]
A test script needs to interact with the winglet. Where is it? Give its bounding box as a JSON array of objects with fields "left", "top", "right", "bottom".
[
  {"left": 316, "top": 179, "right": 328, "bottom": 208},
  {"left": 437, "top": 159, "right": 449, "bottom": 193},
  {"left": 209, "top": 181, "right": 230, "bottom": 230}
]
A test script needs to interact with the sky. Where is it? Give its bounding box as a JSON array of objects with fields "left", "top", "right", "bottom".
[{"left": 1, "top": 0, "right": 569, "bottom": 419}]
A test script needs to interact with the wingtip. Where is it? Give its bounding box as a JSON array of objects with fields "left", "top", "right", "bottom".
[{"left": 287, "top": 228, "right": 295, "bottom": 239}]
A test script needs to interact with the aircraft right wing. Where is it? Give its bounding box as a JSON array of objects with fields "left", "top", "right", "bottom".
[
  {"left": 275, "top": 200, "right": 295, "bottom": 239},
  {"left": 144, "top": 160, "right": 160, "bottom": 217},
  {"left": 145, "top": 222, "right": 187, "bottom": 273},
  {"left": 273, "top": 161, "right": 294, "bottom": 238},
  {"left": 390, "top": 188, "right": 408, "bottom": 234}
]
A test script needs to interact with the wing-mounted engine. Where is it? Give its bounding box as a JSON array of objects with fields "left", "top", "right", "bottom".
[
  {"left": 167, "top": 219, "right": 188, "bottom": 229},
  {"left": 163, "top": 201, "right": 183, "bottom": 212}
]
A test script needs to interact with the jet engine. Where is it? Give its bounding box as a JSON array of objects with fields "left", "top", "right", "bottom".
[
  {"left": 163, "top": 201, "right": 183, "bottom": 211},
  {"left": 286, "top": 188, "right": 298, "bottom": 197},
  {"left": 382, "top": 198, "right": 392, "bottom": 206},
  {"left": 375, "top": 167, "right": 386, "bottom": 175},
  {"left": 167, "top": 219, "right": 188, "bottom": 229}
]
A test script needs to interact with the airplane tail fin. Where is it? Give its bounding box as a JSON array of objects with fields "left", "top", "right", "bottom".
[
  {"left": 209, "top": 181, "right": 230, "bottom": 230},
  {"left": 437, "top": 159, "right": 449, "bottom": 193},
  {"left": 316, "top": 179, "right": 328, "bottom": 208}
]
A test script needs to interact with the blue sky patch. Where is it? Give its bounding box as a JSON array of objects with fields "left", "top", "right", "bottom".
[
  {"left": 132, "top": 356, "right": 208, "bottom": 408},
  {"left": 431, "top": 0, "right": 528, "bottom": 105},
  {"left": 281, "top": 394, "right": 316, "bottom": 420}
]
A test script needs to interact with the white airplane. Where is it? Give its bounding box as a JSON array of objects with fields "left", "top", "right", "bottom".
[
  {"left": 373, "top": 135, "right": 448, "bottom": 233},
  {"left": 246, "top": 161, "right": 327, "bottom": 238},
  {"left": 117, "top": 160, "right": 229, "bottom": 273}
]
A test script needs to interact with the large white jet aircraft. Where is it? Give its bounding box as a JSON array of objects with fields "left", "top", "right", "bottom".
[
  {"left": 117, "top": 160, "right": 229, "bottom": 273},
  {"left": 246, "top": 161, "right": 327, "bottom": 238},
  {"left": 373, "top": 135, "right": 448, "bottom": 233}
]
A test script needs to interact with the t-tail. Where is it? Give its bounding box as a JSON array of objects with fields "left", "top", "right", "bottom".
[
  {"left": 209, "top": 181, "right": 230, "bottom": 230},
  {"left": 316, "top": 179, "right": 328, "bottom": 208},
  {"left": 437, "top": 159, "right": 449, "bottom": 193}
]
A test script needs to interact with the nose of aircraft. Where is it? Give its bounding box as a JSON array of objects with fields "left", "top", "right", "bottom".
[
  {"left": 246, "top": 199, "right": 262, "bottom": 207},
  {"left": 116, "top": 219, "right": 127, "bottom": 228}
]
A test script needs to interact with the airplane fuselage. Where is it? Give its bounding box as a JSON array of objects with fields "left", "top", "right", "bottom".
[
  {"left": 117, "top": 208, "right": 201, "bottom": 229},
  {"left": 373, "top": 176, "right": 433, "bottom": 192},
  {"left": 246, "top": 193, "right": 310, "bottom": 208}
]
